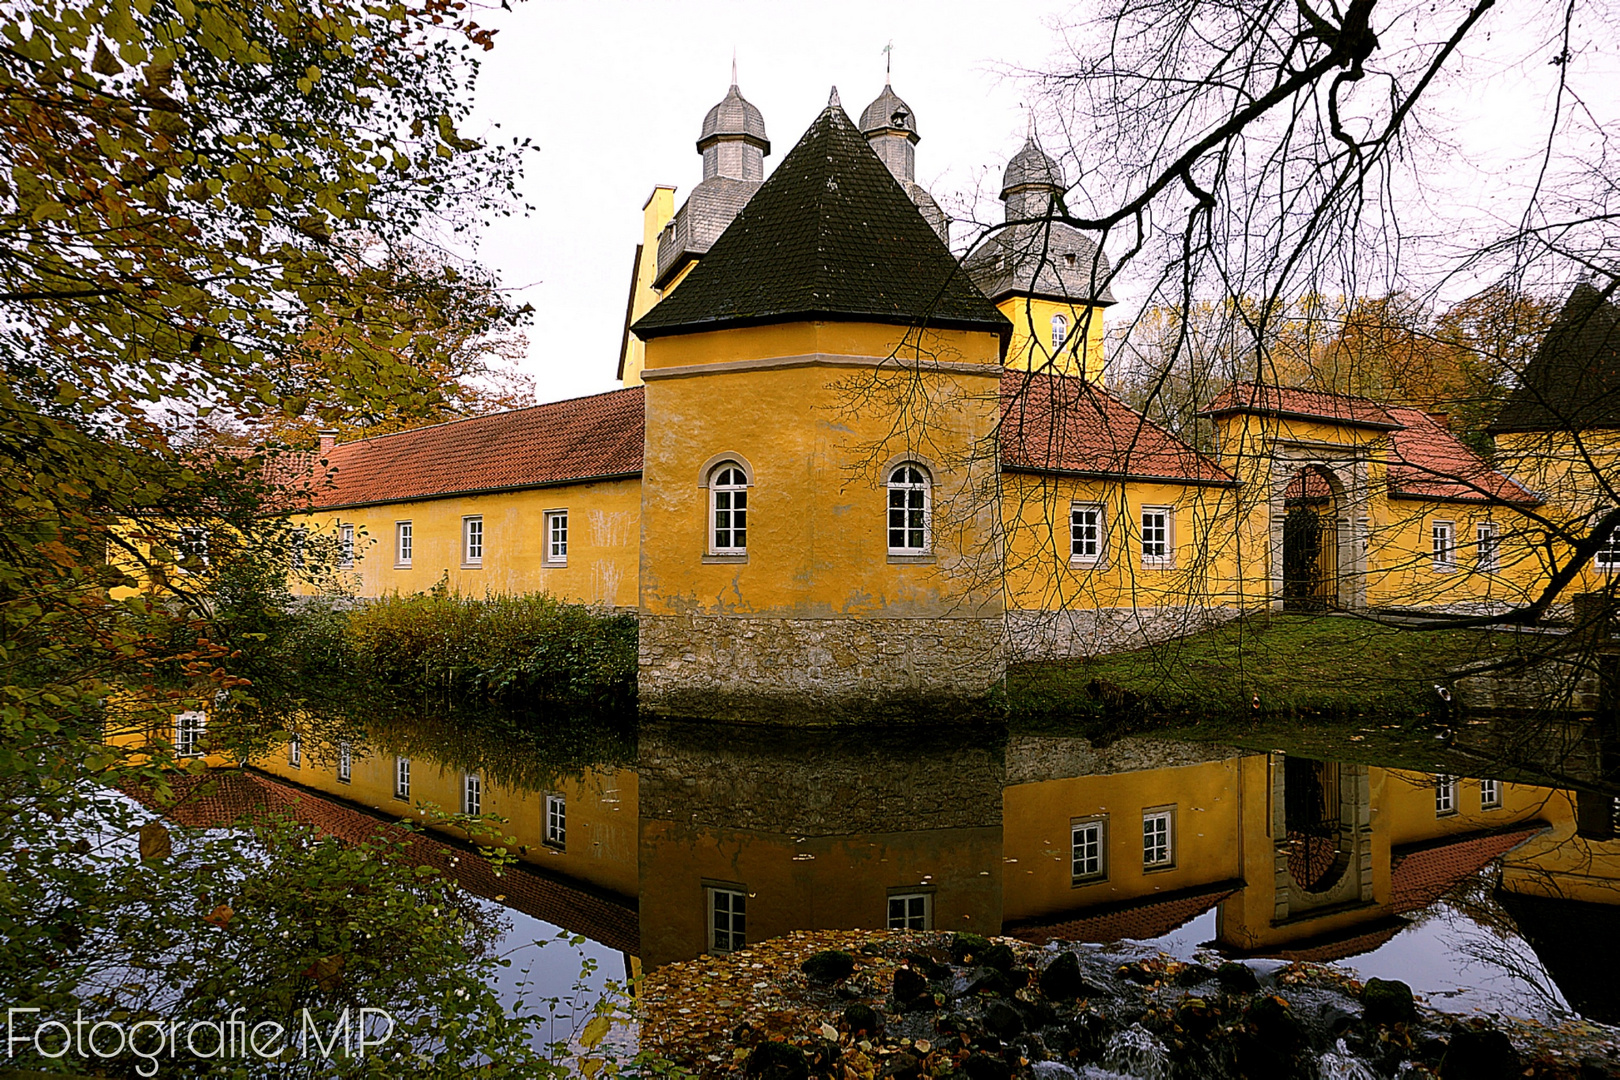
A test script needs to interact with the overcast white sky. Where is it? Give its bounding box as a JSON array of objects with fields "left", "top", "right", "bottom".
[{"left": 454, "top": 1, "right": 1616, "bottom": 406}]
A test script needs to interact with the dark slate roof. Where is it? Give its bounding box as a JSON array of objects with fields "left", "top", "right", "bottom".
[
  {"left": 632, "top": 100, "right": 1010, "bottom": 341},
  {"left": 699, "top": 82, "right": 769, "bottom": 152},
  {"left": 858, "top": 82, "right": 917, "bottom": 139},
  {"left": 1001, "top": 136, "right": 1065, "bottom": 198},
  {"left": 1488, "top": 282, "right": 1620, "bottom": 433},
  {"left": 964, "top": 224, "right": 1116, "bottom": 305}
]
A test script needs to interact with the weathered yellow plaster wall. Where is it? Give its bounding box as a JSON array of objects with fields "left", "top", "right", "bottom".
[
  {"left": 619, "top": 186, "right": 676, "bottom": 388},
  {"left": 997, "top": 296, "right": 1106, "bottom": 382}
]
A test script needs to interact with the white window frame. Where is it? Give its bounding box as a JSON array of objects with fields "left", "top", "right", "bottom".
[
  {"left": 395, "top": 520, "right": 413, "bottom": 567},
  {"left": 886, "top": 463, "right": 931, "bottom": 555},
  {"left": 544, "top": 510, "right": 568, "bottom": 566},
  {"left": 289, "top": 527, "right": 309, "bottom": 572},
  {"left": 1070, "top": 503, "right": 1105, "bottom": 564},
  {"left": 1435, "top": 775, "right": 1458, "bottom": 816},
  {"left": 1432, "top": 520, "right": 1456, "bottom": 572},
  {"left": 337, "top": 741, "right": 351, "bottom": 783},
  {"left": 887, "top": 891, "right": 932, "bottom": 931},
  {"left": 1140, "top": 507, "right": 1173, "bottom": 567},
  {"left": 1475, "top": 522, "right": 1499, "bottom": 573},
  {"left": 1597, "top": 513, "right": 1620, "bottom": 572},
  {"left": 706, "top": 886, "right": 747, "bottom": 954},
  {"left": 338, "top": 523, "right": 355, "bottom": 569},
  {"left": 463, "top": 516, "right": 484, "bottom": 567},
  {"left": 176, "top": 527, "right": 210, "bottom": 573},
  {"left": 1071, "top": 815, "right": 1108, "bottom": 883},
  {"left": 1051, "top": 314, "right": 1068, "bottom": 350},
  {"left": 463, "top": 772, "right": 482, "bottom": 816},
  {"left": 287, "top": 730, "right": 301, "bottom": 768},
  {"left": 394, "top": 756, "right": 410, "bottom": 801},
  {"left": 1142, "top": 806, "right": 1175, "bottom": 869},
  {"left": 174, "top": 711, "right": 205, "bottom": 757},
  {"left": 544, "top": 792, "right": 567, "bottom": 849},
  {"left": 1480, "top": 778, "right": 1501, "bottom": 810},
  {"left": 709, "top": 463, "right": 749, "bottom": 555}
]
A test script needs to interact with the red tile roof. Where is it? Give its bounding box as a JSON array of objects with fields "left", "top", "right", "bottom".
[
  {"left": 1389, "top": 822, "right": 1549, "bottom": 913},
  {"left": 1004, "top": 881, "right": 1241, "bottom": 946},
  {"left": 1384, "top": 407, "right": 1541, "bottom": 505},
  {"left": 1000, "top": 372, "right": 1236, "bottom": 485},
  {"left": 306, "top": 387, "right": 645, "bottom": 511},
  {"left": 126, "top": 770, "right": 640, "bottom": 954},
  {"left": 1199, "top": 383, "right": 1402, "bottom": 430}
]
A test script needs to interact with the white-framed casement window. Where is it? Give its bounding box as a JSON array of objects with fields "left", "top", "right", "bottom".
[
  {"left": 1051, "top": 314, "right": 1068, "bottom": 350},
  {"left": 337, "top": 741, "right": 352, "bottom": 783},
  {"left": 463, "top": 516, "right": 484, "bottom": 566},
  {"left": 544, "top": 510, "right": 568, "bottom": 566},
  {"left": 463, "top": 772, "right": 482, "bottom": 816},
  {"left": 1597, "top": 515, "right": 1620, "bottom": 572},
  {"left": 1432, "top": 520, "right": 1456, "bottom": 572},
  {"left": 1435, "top": 775, "right": 1458, "bottom": 816},
  {"left": 1142, "top": 806, "right": 1175, "bottom": 869},
  {"left": 287, "top": 730, "right": 301, "bottom": 768},
  {"left": 338, "top": 523, "right": 356, "bottom": 568},
  {"left": 174, "top": 711, "right": 205, "bottom": 757},
  {"left": 1140, "top": 507, "right": 1172, "bottom": 567},
  {"left": 289, "top": 527, "right": 309, "bottom": 572},
  {"left": 544, "top": 793, "right": 567, "bottom": 849},
  {"left": 1071, "top": 815, "right": 1108, "bottom": 883},
  {"left": 707, "top": 886, "right": 747, "bottom": 954},
  {"left": 887, "top": 891, "right": 932, "bottom": 931},
  {"left": 1071, "top": 503, "right": 1104, "bottom": 564},
  {"left": 394, "top": 756, "right": 410, "bottom": 801},
  {"left": 395, "top": 521, "right": 413, "bottom": 567},
  {"left": 1480, "top": 778, "right": 1502, "bottom": 810},
  {"left": 1475, "top": 522, "right": 1499, "bottom": 573},
  {"left": 887, "top": 463, "right": 930, "bottom": 554},
  {"left": 710, "top": 463, "right": 748, "bottom": 555},
  {"left": 176, "top": 527, "right": 210, "bottom": 572}
]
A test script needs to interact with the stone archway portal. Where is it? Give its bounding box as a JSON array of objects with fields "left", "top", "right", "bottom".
[{"left": 1282, "top": 466, "right": 1339, "bottom": 611}]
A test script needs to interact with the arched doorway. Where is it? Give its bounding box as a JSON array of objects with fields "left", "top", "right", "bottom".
[
  {"left": 1282, "top": 466, "right": 1339, "bottom": 611},
  {"left": 1282, "top": 756, "right": 1351, "bottom": 893}
]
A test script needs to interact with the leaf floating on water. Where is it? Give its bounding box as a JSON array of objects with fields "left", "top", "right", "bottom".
[
  {"left": 138, "top": 821, "right": 171, "bottom": 862},
  {"left": 203, "top": 903, "right": 233, "bottom": 929}
]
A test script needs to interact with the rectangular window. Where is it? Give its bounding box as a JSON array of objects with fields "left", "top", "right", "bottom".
[
  {"left": 337, "top": 741, "right": 351, "bottom": 783},
  {"left": 174, "top": 711, "right": 205, "bottom": 757},
  {"left": 289, "top": 527, "right": 309, "bottom": 571},
  {"left": 394, "top": 756, "right": 411, "bottom": 801},
  {"left": 707, "top": 887, "right": 747, "bottom": 954},
  {"left": 1141, "top": 508, "right": 1171, "bottom": 566},
  {"left": 1435, "top": 775, "right": 1458, "bottom": 816},
  {"left": 1597, "top": 515, "right": 1620, "bottom": 572},
  {"left": 1071, "top": 504, "right": 1104, "bottom": 563},
  {"left": 1480, "top": 778, "right": 1501, "bottom": 810},
  {"left": 545, "top": 511, "right": 568, "bottom": 565},
  {"left": 396, "top": 521, "right": 412, "bottom": 567},
  {"left": 1432, "top": 520, "right": 1456, "bottom": 571},
  {"left": 288, "top": 731, "right": 301, "bottom": 768},
  {"left": 1071, "top": 816, "right": 1108, "bottom": 883},
  {"left": 1476, "top": 523, "right": 1498, "bottom": 573},
  {"left": 176, "top": 527, "right": 210, "bottom": 572},
  {"left": 463, "top": 773, "right": 482, "bottom": 816},
  {"left": 545, "top": 793, "right": 567, "bottom": 849},
  {"left": 1143, "top": 807, "right": 1175, "bottom": 869},
  {"left": 463, "top": 517, "right": 484, "bottom": 566},
  {"left": 887, "top": 892, "right": 932, "bottom": 931},
  {"left": 339, "top": 523, "right": 355, "bottom": 568}
]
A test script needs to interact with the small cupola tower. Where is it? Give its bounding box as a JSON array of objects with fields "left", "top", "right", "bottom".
[
  {"left": 858, "top": 78, "right": 949, "bottom": 241},
  {"left": 1000, "top": 119, "right": 1067, "bottom": 221},
  {"left": 653, "top": 64, "right": 772, "bottom": 288}
]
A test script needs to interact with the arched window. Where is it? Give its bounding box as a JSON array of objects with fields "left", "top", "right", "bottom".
[
  {"left": 710, "top": 463, "right": 748, "bottom": 553},
  {"left": 1051, "top": 314, "right": 1068, "bottom": 350},
  {"left": 887, "top": 464, "right": 930, "bottom": 554}
]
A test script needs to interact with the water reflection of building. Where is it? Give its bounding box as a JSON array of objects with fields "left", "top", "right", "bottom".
[{"left": 228, "top": 726, "right": 1620, "bottom": 1004}]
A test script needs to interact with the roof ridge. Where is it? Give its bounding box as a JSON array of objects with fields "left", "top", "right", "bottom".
[{"left": 328, "top": 385, "right": 642, "bottom": 451}]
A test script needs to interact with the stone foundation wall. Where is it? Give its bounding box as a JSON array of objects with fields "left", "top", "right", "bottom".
[
  {"left": 638, "top": 613, "right": 1005, "bottom": 722},
  {"left": 1005, "top": 605, "right": 1243, "bottom": 662}
]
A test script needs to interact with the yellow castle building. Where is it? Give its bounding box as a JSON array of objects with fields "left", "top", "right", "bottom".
[{"left": 274, "top": 77, "right": 1619, "bottom": 718}]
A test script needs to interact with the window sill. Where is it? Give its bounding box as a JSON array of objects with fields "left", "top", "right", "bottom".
[
  {"left": 543, "top": 560, "right": 567, "bottom": 568},
  {"left": 887, "top": 553, "right": 936, "bottom": 565},
  {"left": 1070, "top": 875, "right": 1108, "bottom": 888},
  {"left": 1069, "top": 557, "right": 1105, "bottom": 568},
  {"left": 543, "top": 840, "right": 566, "bottom": 852},
  {"left": 461, "top": 562, "right": 483, "bottom": 570},
  {"left": 394, "top": 563, "right": 412, "bottom": 570},
  {"left": 1143, "top": 862, "right": 1177, "bottom": 874},
  {"left": 393, "top": 794, "right": 410, "bottom": 803},
  {"left": 703, "top": 554, "right": 748, "bottom": 564}
]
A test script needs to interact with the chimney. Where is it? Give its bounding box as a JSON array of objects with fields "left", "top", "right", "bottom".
[
  {"left": 1426, "top": 412, "right": 1450, "bottom": 430},
  {"left": 317, "top": 429, "right": 337, "bottom": 455}
]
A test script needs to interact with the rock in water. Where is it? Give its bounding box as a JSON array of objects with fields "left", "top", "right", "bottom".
[
  {"left": 842, "top": 1002, "right": 882, "bottom": 1037},
  {"left": 1359, "top": 978, "right": 1416, "bottom": 1026},
  {"left": 746, "top": 1040, "right": 809, "bottom": 1080},
  {"left": 962, "top": 1052, "right": 1011, "bottom": 1080},
  {"left": 1441, "top": 1026, "right": 1520, "bottom": 1080},
  {"left": 951, "top": 932, "right": 992, "bottom": 963},
  {"left": 1216, "top": 961, "right": 1260, "bottom": 991},
  {"left": 983, "top": 1000, "right": 1025, "bottom": 1038},
  {"left": 892, "top": 965, "right": 931, "bottom": 1008},
  {"left": 800, "top": 949, "right": 856, "bottom": 983},
  {"left": 1039, "top": 951, "right": 1088, "bottom": 1000},
  {"left": 980, "top": 943, "right": 1017, "bottom": 973}
]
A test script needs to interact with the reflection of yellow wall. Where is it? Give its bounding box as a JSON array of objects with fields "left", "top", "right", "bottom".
[
  {"left": 639, "top": 321, "right": 1004, "bottom": 620},
  {"left": 255, "top": 747, "right": 640, "bottom": 899},
  {"left": 1001, "top": 758, "right": 1244, "bottom": 923},
  {"left": 291, "top": 478, "right": 642, "bottom": 607},
  {"left": 997, "top": 297, "right": 1106, "bottom": 382},
  {"left": 618, "top": 186, "right": 676, "bottom": 389},
  {"left": 1502, "top": 789, "right": 1620, "bottom": 905},
  {"left": 637, "top": 821, "right": 1002, "bottom": 968}
]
